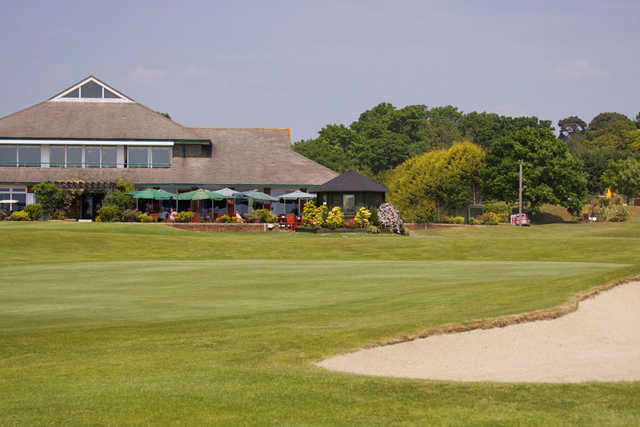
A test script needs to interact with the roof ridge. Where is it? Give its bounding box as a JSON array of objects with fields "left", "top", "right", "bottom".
[{"left": 187, "top": 127, "right": 290, "bottom": 131}]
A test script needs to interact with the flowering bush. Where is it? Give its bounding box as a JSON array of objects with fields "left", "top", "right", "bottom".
[
  {"left": 472, "top": 212, "right": 499, "bottom": 225},
  {"left": 378, "top": 202, "right": 404, "bottom": 233},
  {"left": 303, "top": 200, "right": 317, "bottom": 226},
  {"left": 354, "top": 207, "right": 372, "bottom": 228},
  {"left": 215, "top": 214, "right": 232, "bottom": 223},
  {"left": 121, "top": 209, "right": 141, "bottom": 222},
  {"left": 313, "top": 204, "right": 328, "bottom": 228},
  {"left": 443, "top": 216, "right": 465, "bottom": 224},
  {"left": 175, "top": 211, "right": 195, "bottom": 223},
  {"left": 136, "top": 213, "right": 155, "bottom": 223},
  {"left": 24, "top": 204, "right": 42, "bottom": 221},
  {"left": 256, "top": 208, "right": 277, "bottom": 223},
  {"left": 8, "top": 210, "right": 30, "bottom": 221},
  {"left": 325, "top": 206, "right": 344, "bottom": 229}
]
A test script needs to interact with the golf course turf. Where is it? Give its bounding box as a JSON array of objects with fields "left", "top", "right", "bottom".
[{"left": 2, "top": 222, "right": 640, "bottom": 425}]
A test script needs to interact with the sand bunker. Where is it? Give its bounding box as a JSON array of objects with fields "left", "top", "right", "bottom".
[{"left": 319, "top": 282, "right": 640, "bottom": 383}]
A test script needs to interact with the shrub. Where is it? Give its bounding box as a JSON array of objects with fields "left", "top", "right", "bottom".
[
  {"left": 0, "top": 209, "right": 7, "bottom": 221},
  {"left": 367, "top": 225, "right": 380, "bottom": 234},
  {"left": 24, "top": 204, "right": 42, "bottom": 221},
  {"left": 52, "top": 210, "right": 65, "bottom": 220},
  {"left": 115, "top": 179, "right": 134, "bottom": 194},
  {"left": 136, "top": 213, "right": 155, "bottom": 223},
  {"left": 484, "top": 201, "right": 511, "bottom": 223},
  {"left": 97, "top": 205, "right": 120, "bottom": 222},
  {"left": 354, "top": 207, "right": 372, "bottom": 228},
  {"left": 215, "top": 214, "right": 232, "bottom": 223},
  {"left": 103, "top": 190, "right": 134, "bottom": 213},
  {"left": 473, "top": 212, "right": 499, "bottom": 225},
  {"left": 601, "top": 205, "right": 629, "bottom": 222},
  {"left": 33, "top": 182, "right": 63, "bottom": 217},
  {"left": 369, "top": 207, "right": 379, "bottom": 226},
  {"left": 378, "top": 202, "right": 404, "bottom": 233},
  {"left": 121, "top": 209, "right": 141, "bottom": 222},
  {"left": 8, "top": 210, "right": 30, "bottom": 221},
  {"left": 244, "top": 211, "right": 261, "bottom": 223},
  {"left": 314, "top": 204, "right": 328, "bottom": 228},
  {"left": 256, "top": 208, "right": 277, "bottom": 223},
  {"left": 231, "top": 216, "right": 243, "bottom": 223},
  {"left": 302, "top": 200, "right": 317, "bottom": 225},
  {"left": 175, "top": 211, "right": 195, "bottom": 223},
  {"left": 325, "top": 206, "right": 344, "bottom": 229}
]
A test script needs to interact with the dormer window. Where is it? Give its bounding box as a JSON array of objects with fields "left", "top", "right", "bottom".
[{"left": 54, "top": 77, "right": 130, "bottom": 102}]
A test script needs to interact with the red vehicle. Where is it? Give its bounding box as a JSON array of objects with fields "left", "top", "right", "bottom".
[{"left": 510, "top": 213, "right": 530, "bottom": 226}]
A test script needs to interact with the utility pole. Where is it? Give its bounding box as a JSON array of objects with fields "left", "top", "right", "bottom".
[{"left": 518, "top": 162, "right": 523, "bottom": 226}]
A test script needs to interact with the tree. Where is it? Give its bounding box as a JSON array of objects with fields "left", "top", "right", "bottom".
[
  {"left": 586, "top": 112, "right": 636, "bottom": 147},
  {"left": 558, "top": 116, "right": 587, "bottom": 141},
  {"left": 483, "top": 127, "right": 586, "bottom": 215},
  {"left": 33, "top": 182, "right": 63, "bottom": 217},
  {"left": 387, "top": 141, "right": 485, "bottom": 222},
  {"left": 602, "top": 158, "right": 640, "bottom": 202}
]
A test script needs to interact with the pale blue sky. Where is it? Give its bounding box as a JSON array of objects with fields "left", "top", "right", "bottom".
[{"left": 1, "top": 1, "right": 638, "bottom": 141}]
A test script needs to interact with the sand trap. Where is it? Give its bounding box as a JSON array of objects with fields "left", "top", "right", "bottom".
[{"left": 319, "top": 281, "right": 640, "bottom": 383}]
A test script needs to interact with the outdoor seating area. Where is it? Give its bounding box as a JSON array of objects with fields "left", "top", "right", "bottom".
[{"left": 127, "top": 188, "right": 314, "bottom": 227}]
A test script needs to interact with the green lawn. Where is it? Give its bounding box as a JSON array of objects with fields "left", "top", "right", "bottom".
[{"left": 1, "top": 222, "right": 640, "bottom": 425}]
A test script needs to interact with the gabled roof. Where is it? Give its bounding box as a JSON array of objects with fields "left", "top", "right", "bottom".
[
  {"left": 314, "top": 169, "right": 388, "bottom": 192},
  {"left": 0, "top": 76, "right": 208, "bottom": 142}
]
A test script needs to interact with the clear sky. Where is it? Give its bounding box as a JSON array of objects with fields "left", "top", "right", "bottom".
[{"left": 1, "top": 1, "right": 638, "bottom": 142}]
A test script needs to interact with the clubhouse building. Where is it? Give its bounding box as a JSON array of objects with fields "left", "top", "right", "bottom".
[{"left": 0, "top": 76, "right": 337, "bottom": 218}]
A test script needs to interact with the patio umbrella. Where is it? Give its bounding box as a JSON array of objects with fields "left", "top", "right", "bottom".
[
  {"left": 211, "top": 187, "right": 242, "bottom": 199},
  {"left": 177, "top": 189, "right": 224, "bottom": 218},
  {"left": 239, "top": 189, "right": 278, "bottom": 202},
  {"left": 127, "top": 189, "right": 176, "bottom": 211},
  {"left": 0, "top": 199, "right": 18, "bottom": 212},
  {"left": 211, "top": 188, "right": 245, "bottom": 217},
  {"left": 278, "top": 190, "right": 316, "bottom": 215}
]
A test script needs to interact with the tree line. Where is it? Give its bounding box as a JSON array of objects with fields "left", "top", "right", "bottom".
[{"left": 293, "top": 103, "right": 640, "bottom": 222}]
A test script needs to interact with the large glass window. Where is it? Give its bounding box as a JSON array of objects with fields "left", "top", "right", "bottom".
[
  {"left": 85, "top": 146, "right": 100, "bottom": 168},
  {"left": 18, "top": 145, "right": 41, "bottom": 167},
  {"left": 50, "top": 146, "right": 66, "bottom": 167},
  {"left": 0, "top": 145, "right": 17, "bottom": 167},
  {"left": 101, "top": 146, "right": 117, "bottom": 167},
  {"left": 67, "top": 146, "right": 83, "bottom": 167},
  {"left": 128, "top": 147, "right": 149, "bottom": 168},
  {"left": 81, "top": 81, "right": 102, "bottom": 98},
  {"left": 62, "top": 88, "right": 79, "bottom": 98},
  {"left": 0, "top": 187, "right": 26, "bottom": 212},
  {"left": 151, "top": 147, "right": 171, "bottom": 168}
]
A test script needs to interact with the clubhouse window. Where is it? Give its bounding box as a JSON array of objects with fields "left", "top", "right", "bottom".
[{"left": 127, "top": 146, "right": 172, "bottom": 168}]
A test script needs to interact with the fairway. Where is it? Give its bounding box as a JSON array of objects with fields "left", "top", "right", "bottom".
[{"left": 2, "top": 222, "right": 640, "bottom": 425}]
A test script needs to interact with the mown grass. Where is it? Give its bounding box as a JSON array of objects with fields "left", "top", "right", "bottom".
[{"left": 1, "top": 222, "right": 640, "bottom": 425}]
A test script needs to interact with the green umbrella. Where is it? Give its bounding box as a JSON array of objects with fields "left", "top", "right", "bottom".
[
  {"left": 278, "top": 190, "right": 316, "bottom": 200},
  {"left": 211, "top": 187, "right": 242, "bottom": 199},
  {"left": 240, "top": 189, "right": 278, "bottom": 202},
  {"left": 177, "top": 189, "right": 225, "bottom": 219},
  {"left": 127, "top": 189, "right": 175, "bottom": 200},
  {"left": 176, "top": 189, "right": 223, "bottom": 201}
]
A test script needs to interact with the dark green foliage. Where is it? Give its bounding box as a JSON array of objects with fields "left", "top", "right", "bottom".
[
  {"left": 484, "top": 127, "right": 587, "bottom": 216},
  {"left": 115, "top": 179, "right": 135, "bottom": 193},
  {"left": 602, "top": 158, "right": 640, "bottom": 202},
  {"left": 23, "top": 204, "right": 42, "bottom": 221},
  {"left": 294, "top": 103, "right": 553, "bottom": 177},
  {"left": 97, "top": 205, "right": 120, "bottom": 222},
  {"left": 103, "top": 191, "right": 134, "bottom": 213},
  {"left": 33, "top": 182, "right": 64, "bottom": 217}
]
